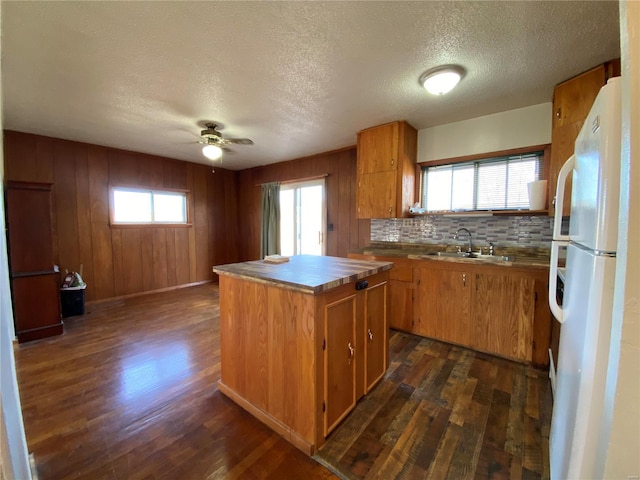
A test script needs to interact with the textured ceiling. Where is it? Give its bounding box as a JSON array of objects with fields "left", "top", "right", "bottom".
[{"left": 1, "top": 1, "right": 620, "bottom": 170}]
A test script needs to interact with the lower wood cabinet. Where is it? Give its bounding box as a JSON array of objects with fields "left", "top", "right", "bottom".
[
  {"left": 415, "top": 263, "right": 539, "bottom": 362},
  {"left": 364, "top": 281, "right": 388, "bottom": 393},
  {"left": 389, "top": 278, "right": 413, "bottom": 331},
  {"left": 414, "top": 265, "right": 471, "bottom": 346},
  {"left": 324, "top": 295, "right": 357, "bottom": 436},
  {"left": 324, "top": 277, "right": 389, "bottom": 436},
  {"left": 349, "top": 252, "right": 551, "bottom": 367},
  {"left": 217, "top": 269, "right": 389, "bottom": 455},
  {"left": 471, "top": 272, "right": 535, "bottom": 361}
]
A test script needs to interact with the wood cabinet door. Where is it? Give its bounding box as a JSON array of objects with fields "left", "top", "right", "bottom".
[
  {"left": 357, "top": 122, "right": 399, "bottom": 175},
  {"left": 364, "top": 281, "right": 387, "bottom": 393},
  {"left": 11, "top": 274, "right": 62, "bottom": 343},
  {"left": 472, "top": 272, "right": 535, "bottom": 361},
  {"left": 388, "top": 279, "right": 414, "bottom": 331},
  {"left": 324, "top": 294, "right": 357, "bottom": 437},
  {"left": 414, "top": 267, "right": 471, "bottom": 345},
  {"left": 356, "top": 171, "right": 397, "bottom": 219},
  {"left": 549, "top": 65, "right": 606, "bottom": 217}
]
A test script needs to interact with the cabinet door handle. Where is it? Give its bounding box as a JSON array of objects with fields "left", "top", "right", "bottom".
[
  {"left": 388, "top": 207, "right": 392, "bottom": 215},
  {"left": 347, "top": 342, "right": 354, "bottom": 364},
  {"left": 462, "top": 273, "right": 466, "bottom": 286},
  {"left": 391, "top": 158, "right": 395, "bottom": 167},
  {"left": 367, "top": 328, "right": 373, "bottom": 341},
  {"left": 556, "top": 108, "right": 561, "bottom": 119}
]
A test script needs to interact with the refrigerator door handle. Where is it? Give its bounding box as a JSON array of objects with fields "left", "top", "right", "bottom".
[
  {"left": 549, "top": 240, "right": 565, "bottom": 323},
  {"left": 552, "top": 154, "right": 575, "bottom": 241}
]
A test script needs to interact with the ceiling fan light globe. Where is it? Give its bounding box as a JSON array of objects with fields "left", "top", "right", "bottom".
[{"left": 202, "top": 144, "right": 223, "bottom": 160}]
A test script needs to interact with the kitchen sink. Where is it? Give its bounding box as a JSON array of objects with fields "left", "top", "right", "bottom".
[
  {"left": 424, "top": 251, "right": 472, "bottom": 258},
  {"left": 421, "top": 251, "right": 515, "bottom": 262}
]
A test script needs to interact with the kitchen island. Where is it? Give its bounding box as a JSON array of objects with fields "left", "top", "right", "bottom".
[{"left": 212, "top": 255, "right": 392, "bottom": 454}]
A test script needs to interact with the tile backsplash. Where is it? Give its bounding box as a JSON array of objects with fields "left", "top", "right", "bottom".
[{"left": 371, "top": 215, "right": 554, "bottom": 248}]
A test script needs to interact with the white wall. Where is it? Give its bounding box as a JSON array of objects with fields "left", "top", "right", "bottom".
[
  {"left": 604, "top": 1, "right": 640, "bottom": 477},
  {"left": 417, "top": 103, "right": 552, "bottom": 162},
  {"left": 0, "top": 2, "right": 33, "bottom": 477}
]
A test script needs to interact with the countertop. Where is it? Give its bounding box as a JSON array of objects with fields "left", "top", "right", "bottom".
[
  {"left": 212, "top": 254, "right": 393, "bottom": 294},
  {"left": 350, "top": 242, "right": 551, "bottom": 269}
]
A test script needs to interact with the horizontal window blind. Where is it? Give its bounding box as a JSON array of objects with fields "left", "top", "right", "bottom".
[{"left": 422, "top": 151, "right": 544, "bottom": 212}]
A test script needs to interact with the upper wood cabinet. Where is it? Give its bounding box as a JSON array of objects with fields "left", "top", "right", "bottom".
[
  {"left": 549, "top": 60, "right": 620, "bottom": 217},
  {"left": 356, "top": 121, "right": 417, "bottom": 219}
]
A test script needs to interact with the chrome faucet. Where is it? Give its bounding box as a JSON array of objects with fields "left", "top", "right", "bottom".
[{"left": 454, "top": 228, "right": 472, "bottom": 253}]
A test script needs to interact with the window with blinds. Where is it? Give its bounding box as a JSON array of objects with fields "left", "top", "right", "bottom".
[{"left": 421, "top": 151, "right": 545, "bottom": 212}]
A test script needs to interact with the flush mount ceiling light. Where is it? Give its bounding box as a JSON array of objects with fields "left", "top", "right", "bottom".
[
  {"left": 419, "top": 65, "right": 465, "bottom": 96},
  {"left": 202, "top": 143, "right": 223, "bottom": 160}
]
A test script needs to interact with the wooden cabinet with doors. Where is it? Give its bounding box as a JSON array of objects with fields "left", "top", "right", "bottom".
[
  {"left": 214, "top": 257, "right": 390, "bottom": 455},
  {"left": 348, "top": 254, "right": 415, "bottom": 332},
  {"left": 549, "top": 60, "right": 620, "bottom": 217},
  {"left": 349, "top": 252, "right": 552, "bottom": 367},
  {"left": 324, "top": 275, "right": 388, "bottom": 433},
  {"left": 363, "top": 280, "right": 388, "bottom": 394},
  {"left": 387, "top": 261, "right": 415, "bottom": 332},
  {"left": 323, "top": 293, "right": 358, "bottom": 436},
  {"left": 5, "top": 181, "right": 62, "bottom": 343},
  {"left": 471, "top": 271, "right": 535, "bottom": 361},
  {"left": 413, "top": 260, "right": 547, "bottom": 364},
  {"left": 414, "top": 263, "right": 472, "bottom": 346},
  {"left": 356, "top": 121, "right": 417, "bottom": 219}
]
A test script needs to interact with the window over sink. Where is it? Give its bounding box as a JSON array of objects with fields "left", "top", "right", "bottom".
[{"left": 420, "top": 145, "right": 549, "bottom": 213}]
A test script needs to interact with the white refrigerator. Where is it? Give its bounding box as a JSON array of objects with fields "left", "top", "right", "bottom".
[{"left": 548, "top": 76, "right": 621, "bottom": 480}]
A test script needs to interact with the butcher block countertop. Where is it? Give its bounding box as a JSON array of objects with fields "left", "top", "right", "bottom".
[{"left": 212, "top": 254, "right": 393, "bottom": 294}]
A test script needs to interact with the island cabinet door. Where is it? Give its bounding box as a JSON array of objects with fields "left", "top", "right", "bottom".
[
  {"left": 323, "top": 294, "right": 357, "bottom": 437},
  {"left": 364, "top": 281, "right": 388, "bottom": 393}
]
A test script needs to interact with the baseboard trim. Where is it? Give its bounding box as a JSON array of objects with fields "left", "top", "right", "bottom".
[{"left": 86, "top": 280, "right": 214, "bottom": 305}]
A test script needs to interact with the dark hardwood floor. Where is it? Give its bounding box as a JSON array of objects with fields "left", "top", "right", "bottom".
[
  {"left": 315, "top": 333, "right": 552, "bottom": 479},
  {"left": 14, "top": 283, "right": 551, "bottom": 480},
  {"left": 14, "top": 284, "right": 336, "bottom": 479}
]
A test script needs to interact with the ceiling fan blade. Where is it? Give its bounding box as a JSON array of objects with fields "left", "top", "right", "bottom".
[{"left": 226, "top": 138, "right": 254, "bottom": 145}]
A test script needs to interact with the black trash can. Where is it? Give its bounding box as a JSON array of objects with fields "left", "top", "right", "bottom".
[{"left": 60, "top": 285, "right": 86, "bottom": 318}]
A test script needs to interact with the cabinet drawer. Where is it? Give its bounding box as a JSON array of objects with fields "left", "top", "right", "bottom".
[{"left": 390, "top": 264, "right": 412, "bottom": 282}]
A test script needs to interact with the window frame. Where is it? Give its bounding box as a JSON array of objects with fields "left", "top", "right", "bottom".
[
  {"left": 109, "top": 184, "right": 192, "bottom": 227},
  {"left": 417, "top": 144, "right": 551, "bottom": 214}
]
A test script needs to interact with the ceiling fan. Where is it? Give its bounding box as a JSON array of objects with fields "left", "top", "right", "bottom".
[{"left": 199, "top": 122, "right": 253, "bottom": 161}]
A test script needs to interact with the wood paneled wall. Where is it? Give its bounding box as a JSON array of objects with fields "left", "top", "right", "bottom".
[
  {"left": 3, "top": 131, "right": 239, "bottom": 302},
  {"left": 235, "top": 147, "right": 370, "bottom": 261}
]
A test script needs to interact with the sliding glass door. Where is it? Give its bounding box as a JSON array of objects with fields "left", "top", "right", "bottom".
[{"left": 279, "top": 179, "right": 326, "bottom": 256}]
